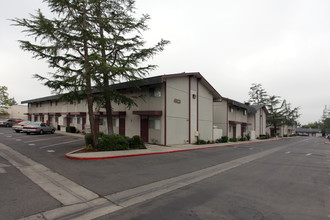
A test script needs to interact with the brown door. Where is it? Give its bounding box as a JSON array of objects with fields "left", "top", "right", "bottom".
[
  {"left": 119, "top": 117, "right": 125, "bottom": 136},
  {"left": 233, "top": 125, "right": 236, "bottom": 138},
  {"left": 82, "top": 117, "right": 86, "bottom": 131},
  {"left": 48, "top": 116, "right": 52, "bottom": 125},
  {"left": 140, "top": 116, "right": 149, "bottom": 142},
  {"left": 241, "top": 126, "right": 244, "bottom": 138}
]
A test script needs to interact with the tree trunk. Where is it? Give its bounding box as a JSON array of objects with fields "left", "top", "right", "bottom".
[
  {"left": 83, "top": 3, "right": 98, "bottom": 147},
  {"left": 105, "top": 98, "right": 114, "bottom": 135},
  {"left": 98, "top": 11, "right": 114, "bottom": 135}
]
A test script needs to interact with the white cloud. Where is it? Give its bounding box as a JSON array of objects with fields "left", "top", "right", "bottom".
[{"left": 1, "top": 0, "right": 330, "bottom": 124}]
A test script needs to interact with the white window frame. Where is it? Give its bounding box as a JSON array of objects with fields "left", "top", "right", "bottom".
[{"left": 149, "top": 118, "right": 161, "bottom": 130}]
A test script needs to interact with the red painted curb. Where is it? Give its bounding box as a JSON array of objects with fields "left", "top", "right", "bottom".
[{"left": 65, "top": 139, "right": 276, "bottom": 160}]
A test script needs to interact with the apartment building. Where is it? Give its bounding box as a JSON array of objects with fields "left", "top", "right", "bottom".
[{"left": 22, "top": 72, "right": 222, "bottom": 145}]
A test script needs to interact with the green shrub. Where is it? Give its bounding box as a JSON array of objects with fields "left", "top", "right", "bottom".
[
  {"left": 196, "top": 139, "right": 207, "bottom": 145},
  {"left": 129, "top": 135, "right": 146, "bottom": 149},
  {"left": 259, "top": 133, "right": 271, "bottom": 139},
  {"left": 97, "top": 134, "right": 129, "bottom": 151},
  {"left": 239, "top": 137, "right": 247, "bottom": 141},
  {"left": 85, "top": 133, "right": 93, "bottom": 146},
  {"left": 66, "top": 126, "right": 76, "bottom": 133},
  {"left": 246, "top": 133, "right": 251, "bottom": 141},
  {"left": 84, "top": 132, "right": 107, "bottom": 147},
  {"left": 229, "top": 137, "right": 238, "bottom": 142},
  {"left": 283, "top": 134, "right": 288, "bottom": 137},
  {"left": 221, "top": 136, "right": 229, "bottom": 143}
]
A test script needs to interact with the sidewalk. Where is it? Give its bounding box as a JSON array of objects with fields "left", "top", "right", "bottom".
[{"left": 65, "top": 137, "right": 282, "bottom": 160}]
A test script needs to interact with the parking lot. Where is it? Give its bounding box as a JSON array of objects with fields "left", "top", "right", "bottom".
[{"left": 0, "top": 126, "right": 84, "bottom": 164}]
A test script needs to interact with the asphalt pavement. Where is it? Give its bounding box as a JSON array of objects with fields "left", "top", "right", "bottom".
[{"left": 1, "top": 126, "right": 330, "bottom": 220}]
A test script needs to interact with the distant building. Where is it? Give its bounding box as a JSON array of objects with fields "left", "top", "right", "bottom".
[
  {"left": 213, "top": 99, "right": 268, "bottom": 140},
  {"left": 0, "top": 105, "right": 28, "bottom": 120},
  {"left": 296, "top": 127, "right": 322, "bottom": 137}
]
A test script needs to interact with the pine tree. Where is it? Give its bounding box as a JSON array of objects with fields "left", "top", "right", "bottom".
[
  {"left": 13, "top": 0, "right": 100, "bottom": 147},
  {"left": 13, "top": 0, "right": 169, "bottom": 142},
  {"left": 248, "top": 83, "right": 268, "bottom": 105},
  {"left": 248, "top": 83, "right": 300, "bottom": 135},
  {"left": 90, "top": 0, "right": 169, "bottom": 134}
]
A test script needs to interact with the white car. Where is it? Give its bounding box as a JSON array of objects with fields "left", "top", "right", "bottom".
[
  {"left": 22, "top": 122, "right": 55, "bottom": 135},
  {"left": 13, "top": 121, "right": 31, "bottom": 133}
]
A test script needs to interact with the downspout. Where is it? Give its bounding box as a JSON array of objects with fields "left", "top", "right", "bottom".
[
  {"left": 226, "top": 103, "right": 229, "bottom": 136},
  {"left": 189, "top": 76, "right": 191, "bottom": 144},
  {"left": 164, "top": 81, "right": 167, "bottom": 146},
  {"left": 197, "top": 78, "right": 199, "bottom": 132}
]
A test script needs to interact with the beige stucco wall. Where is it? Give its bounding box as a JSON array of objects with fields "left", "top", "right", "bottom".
[
  {"left": 228, "top": 105, "right": 248, "bottom": 139},
  {"left": 165, "top": 76, "right": 214, "bottom": 144},
  {"left": 190, "top": 77, "right": 198, "bottom": 143},
  {"left": 1, "top": 105, "right": 28, "bottom": 120},
  {"left": 166, "top": 77, "right": 189, "bottom": 145},
  {"left": 25, "top": 75, "right": 217, "bottom": 146},
  {"left": 101, "top": 85, "right": 164, "bottom": 144},
  {"left": 213, "top": 101, "right": 227, "bottom": 136},
  {"left": 247, "top": 108, "right": 267, "bottom": 139},
  {"left": 198, "top": 81, "right": 213, "bottom": 141}
]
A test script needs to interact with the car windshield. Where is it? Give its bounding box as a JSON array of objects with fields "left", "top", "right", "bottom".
[{"left": 0, "top": 119, "right": 6, "bottom": 122}]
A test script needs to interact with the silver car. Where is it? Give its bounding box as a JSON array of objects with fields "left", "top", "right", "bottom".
[
  {"left": 13, "top": 121, "right": 31, "bottom": 133},
  {"left": 0, "top": 118, "right": 16, "bottom": 127},
  {"left": 22, "top": 122, "right": 55, "bottom": 135}
]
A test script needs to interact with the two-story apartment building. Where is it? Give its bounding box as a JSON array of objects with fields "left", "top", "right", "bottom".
[
  {"left": 247, "top": 104, "right": 268, "bottom": 139},
  {"left": 22, "top": 72, "right": 222, "bottom": 145},
  {"left": 214, "top": 98, "right": 250, "bottom": 139},
  {"left": 213, "top": 99, "right": 268, "bottom": 140},
  {"left": 22, "top": 72, "right": 270, "bottom": 145}
]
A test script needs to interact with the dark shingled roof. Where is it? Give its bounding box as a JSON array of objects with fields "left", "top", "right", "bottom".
[
  {"left": 21, "top": 72, "right": 222, "bottom": 104},
  {"left": 247, "top": 104, "right": 269, "bottom": 115}
]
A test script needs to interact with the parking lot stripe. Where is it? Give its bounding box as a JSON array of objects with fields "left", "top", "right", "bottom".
[
  {"left": 40, "top": 139, "right": 82, "bottom": 149},
  {"left": 24, "top": 135, "right": 71, "bottom": 143},
  {"left": 0, "top": 143, "right": 98, "bottom": 206}
]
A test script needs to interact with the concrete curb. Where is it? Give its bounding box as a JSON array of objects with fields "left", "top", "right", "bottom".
[{"left": 65, "top": 138, "right": 283, "bottom": 161}]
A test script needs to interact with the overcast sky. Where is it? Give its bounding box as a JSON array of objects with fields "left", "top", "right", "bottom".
[{"left": 1, "top": 0, "right": 330, "bottom": 125}]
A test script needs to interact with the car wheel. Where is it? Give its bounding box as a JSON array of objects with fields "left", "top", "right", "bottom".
[
  {"left": 51, "top": 129, "right": 55, "bottom": 134},
  {"left": 39, "top": 130, "right": 44, "bottom": 135},
  {"left": 6, "top": 124, "right": 10, "bottom": 127},
  {"left": 15, "top": 130, "right": 20, "bottom": 133}
]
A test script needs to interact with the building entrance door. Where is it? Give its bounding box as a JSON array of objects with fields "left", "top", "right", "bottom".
[
  {"left": 119, "top": 117, "right": 125, "bottom": 136},
  {"left": 233, "top": 125, "right": 236, "bottom": 138},
  {"left": 140, "top": 116, "right": 149, "bottom": 142}
]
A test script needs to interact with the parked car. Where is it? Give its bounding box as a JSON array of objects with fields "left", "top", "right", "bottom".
[
  {"left": 0, "top": 119, "right": 17, "bottom": 127},
  {"left": 22, "top": 122, "right": 55, "bottom": 135},
  {"left": 14, "top": 119, "right": 24, "bottom": 123},
  {"left": 12, "top": 121, "right": 31, "bottom": 133}
]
